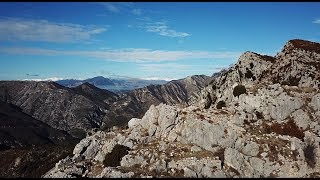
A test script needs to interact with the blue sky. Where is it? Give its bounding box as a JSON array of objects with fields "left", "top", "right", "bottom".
[{"left": 1, "top": 2, "right": 320, "bottom": 81}]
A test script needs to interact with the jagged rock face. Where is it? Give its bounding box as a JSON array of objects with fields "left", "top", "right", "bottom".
[
  {"left": 198, "top": 39, "right": 320, "bottom": 109},
  {"left": 0, "top": 81, "right": 111, "bottom": 137},
  {"left": 44, "top": 39, "right": 320, "bottom": 178},
  {"left": 270, "top": 39, "right": 320, "bottom": 87},
  {"left": 102, "top": 75, "right": 211, "bottom": 128}
]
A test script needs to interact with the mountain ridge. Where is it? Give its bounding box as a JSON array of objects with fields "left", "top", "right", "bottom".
[{"left": 56, "top": 76, "right": 169, "bottom": 93}]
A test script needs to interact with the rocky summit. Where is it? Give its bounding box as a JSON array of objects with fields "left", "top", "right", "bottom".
[{"left": 43, "top": 39, "right": 320, "bottom": 178}]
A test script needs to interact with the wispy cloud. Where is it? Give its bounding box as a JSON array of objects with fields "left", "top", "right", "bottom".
[
  {"left": 132, "top": 9, "right": 142, "bottom": 15},
  {"left": 145, "top": 21, "right": 190, "bottom": 38},
  {"left": 0, "top": 47, "right": 240, "bottom": 62},
  {"left": 138, "top": 63, "right": 227, "bottom": 73},
  {"left": 312, "top": 19, "right": 320, "bottom": 24},
  {"left": 141, "top": 76, "right": 176, "bottom": 81},
  {"left": 138, "top": 63, "right": 192, "bottom": 71},
  {"left": 0, "top": 18, "right": 107, "bottom": 43},
  {"left": 137, "top": 63, "right": 228, "bottom": 80},
  {"left": 138, "top": 64, "right": 186, "bottom": 81},
  {"left": 102, "top": 3, "right": 120, "bottom": 13},
  {"left": 97, "top": 2, "right": 134, "bottom": 13},
  {"left": 22, "top": 77, "right": 64, "bottom": 81},
  {"left": 97, "top": 3, "right": 187, "bottom": 38}
]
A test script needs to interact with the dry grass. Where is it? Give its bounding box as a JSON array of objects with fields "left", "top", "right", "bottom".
[
  {"left": 258, "top": 137, "right": 293, "bottom": 163},
  {"left": 289, "top": 39, "right": 320, "bottom": 54},
  {"left": 283, "top": 86, "right": 316, "bottom": 95},
  {"left": 140, "top": 128, "right": 149, "bottom": 137},
  {"left": 245, "top": 121, "right": 299, "bottom": 163},
  {"left": 89, "top": 162, "right": 104, "bottom": 177},
  {"left": 179, "top": 111, "right": 188, "bottom": 115},
  {"left": 118, "top": 164, "right": 184, "bottom": 178},
  {"left": 224, "top": 164, "right": 240, "bottom": 177},
  {"left": 258, "top": 119, "right": 305, "bottom": 140},
  {"left": 121, "top": 139, "right": 224, "bottom": 177},
  {"left": 198, "top": 114, "right": 205, "bottom": 120},
  {"left": 248, "top": 85, "right": 260, "bottom": 95},
  {"left": 192, "top": 108, "right": 201, "bottom": 112},
  {"left": 309, "top": 172, "right": 320, "bottom": 178}
]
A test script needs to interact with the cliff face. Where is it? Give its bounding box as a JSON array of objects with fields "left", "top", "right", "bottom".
[{"left": 44, "top": 39, "right": 320, "bottom": 178}]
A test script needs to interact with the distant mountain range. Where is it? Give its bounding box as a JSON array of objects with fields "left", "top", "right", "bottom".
[{"left": 56, "top": 76, "right": 168, "bottom": 93}]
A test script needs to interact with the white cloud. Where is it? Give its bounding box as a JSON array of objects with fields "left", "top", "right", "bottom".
[
  {"left": 138, "top": 63, "right": 192, "bottom": 71},
  {"left": 132, "top": 9, "right": 142, "bottom": 15},
  {"left": 97, "top": 2, "right": 133, "bottom": 13},
  {"left": 102, "top": 3, "right": 120, "bottom": 13},
  {"left": 137, "top": 63, "right": 228, "bottom": 80},
  {"left": 0, "top": 47, "right": 240, "bottom": 62},
  {"left": 0, "top": 18, "right": 107, "bottom": 43},
  {"left": 0, "top": 47, "right": 61, "bottom": 56},
  {"left": 146, "top": 22, "right": 190, "bottom": 38},
  {"left": 312, "top": 19, "right": 320, "bottom": 24},
  {"left": 89, "top": 28, "right": 107, "bottom": 34},
  {"left": 136, "top": 17, "right": 152, "bottom": 21},
  {"left": 21, "top": 77, "right": 64, "bottom": 81},
  {"left": 141, "top": 77, "right": 176, "bottom": 81}
]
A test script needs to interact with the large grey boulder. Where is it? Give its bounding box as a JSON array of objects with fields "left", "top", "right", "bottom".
[
  {"left": 132, "top": 103, "right": 178, "bottom": 138},
  {"left": 310, "top": 93, "right": 320, "bottom": 111},
  {"left": 291, "top": 109, "right": 310, "bottom": 130},
  {"left": 270, "top": 92, "right": 303, "bottom": 121}
]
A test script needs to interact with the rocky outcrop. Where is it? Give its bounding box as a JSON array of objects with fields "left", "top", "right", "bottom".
[
  {"left": 198, "top": 39, "right": 320, "bottom": 109},
  {"left": 44, "top": 39, "right": 320, "bottom": 178}
]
